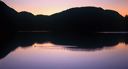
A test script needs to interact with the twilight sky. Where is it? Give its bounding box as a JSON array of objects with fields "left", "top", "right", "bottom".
[{"left": 1, "top": 0, "right": 128, "bottom": 16}]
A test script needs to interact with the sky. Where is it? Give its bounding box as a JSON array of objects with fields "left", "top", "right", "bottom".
[{"left": 1, "top": 0, "right": 128, "bottom": 16}]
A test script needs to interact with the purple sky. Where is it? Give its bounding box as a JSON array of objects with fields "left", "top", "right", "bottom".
[{"left": 1, "top": 0, "right": 128, "bottom": 16}]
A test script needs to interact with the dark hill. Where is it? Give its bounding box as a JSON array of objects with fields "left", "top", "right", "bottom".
[
  {"left": 50, "top": 7, "right": 124, "bottom": 33},
  {"left": 0, "top": 1, "right": 17, "bottom": 42},
  {"left": 15, "top": 11, "right": 49, "bottom": 31},
  {"left": 0, "top": 1, "right": 127, "bottom": 34}
]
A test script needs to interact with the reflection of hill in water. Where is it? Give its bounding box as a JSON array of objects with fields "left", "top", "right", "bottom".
[{"left": 0, "top": 32, "right": 128, "bottom": 59}]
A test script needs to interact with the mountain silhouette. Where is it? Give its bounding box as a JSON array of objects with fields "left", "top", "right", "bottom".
[
  {"left": 0, "top": 1, "right": 18, "bottom": 42},
  {"left": 15, "top": 11, "right": 49, "bottom": 31},
  {"left": 0, "top": 1, "right": 126, "bottom": 34},
  {"left": 49, "top": 7, "right": 125, "bottom": 33},
  {"left": 125, "top": 15, "right": 128, "bottom": 23},
  {"left": 125, "top": 15, "right": 128, "bottom": 30}
]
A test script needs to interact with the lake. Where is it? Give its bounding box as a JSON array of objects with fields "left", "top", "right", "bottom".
[{"left": 0, "top": 32, "right": 128, "bottom": 69}]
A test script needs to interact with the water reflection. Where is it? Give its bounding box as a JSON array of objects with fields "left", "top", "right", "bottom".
[
  {"left": 0, "top": 32, "right": 128, "bottom": 60},
  {"left": 0, "top": 41, "right": 128, "bottom": 69}
]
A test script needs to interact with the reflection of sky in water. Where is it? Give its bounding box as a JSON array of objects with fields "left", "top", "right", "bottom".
[{"left": 0, "top": 42, "right": 128, "bottom": 69}]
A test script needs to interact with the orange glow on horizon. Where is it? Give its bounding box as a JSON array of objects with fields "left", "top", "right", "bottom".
[
  {"left": 1, "top": 0, "right": 128, "bottom": 16},
  {"left": 115, "top": 43, "right": 128, "bottom": 49},
  {"left": 13, "top": 4, "right": 128, "bottom": 16},
  {"left": 32, "top": 42, "right": 55, "bottom": 47}
]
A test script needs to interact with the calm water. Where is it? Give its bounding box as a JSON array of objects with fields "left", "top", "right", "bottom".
[{"left": 0, "top": 33, "right": 128, "bottom": 69}]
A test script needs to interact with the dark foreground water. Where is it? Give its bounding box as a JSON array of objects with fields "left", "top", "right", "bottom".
[{"left": 0, "top": 32, "right": 128, "bottom": 69}]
